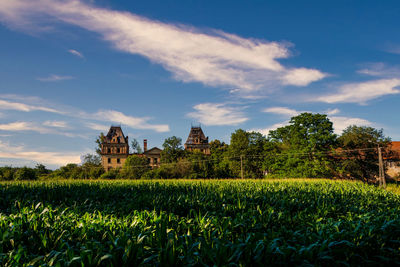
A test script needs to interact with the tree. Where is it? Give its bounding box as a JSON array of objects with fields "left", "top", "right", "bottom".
[
  {"left": 0, "top": 166, "right": 16, "bottom": 181},
  {"left": 121, "top": 155, "right": 149, "bottom": 179},
  {"left": 81, "top": 153, "right": 101, "bottom": 166},
  {"left": 209, "top": 139, "right": 231, "bottom": 178},
  {"left": 267, "top": 113, "right": 337, "bottom": 178},
  {"left": 161, "top": 136, "right": 185, "bottom": 163},
  {"left": 95, "top": 132, "right": 105, "bottom": 156},
  {"left": 228, "top": 129, "right": 267, "bottom": 178},
  {"left": 34, "top": 163, "right": 50, "bottom": 177},
  {"left": 337, "top": 125, "right": 391, "bottom": 181},
  {"left": 14, "top": 167, "right": 37, "bottom": 180},
  {"left": 131, "top": 138, "right": 142, "bottom": 154}
]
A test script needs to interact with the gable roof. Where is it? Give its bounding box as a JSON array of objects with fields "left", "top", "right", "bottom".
[
  {"left": 144, "top": 147, "right": 163, "bottom": 155},
  {"left": 104, "top": 126, "right": 128, "bottom": 144},
  {"left": 185, "top": 126, "right": 208, "bottom": 145}
]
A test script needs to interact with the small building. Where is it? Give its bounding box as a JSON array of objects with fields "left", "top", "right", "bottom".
[
  {"left": 385, "top": 141, "right": 400, "bottom": 178},
  {"left": 100, "top": 126, "right": 163, "bottom": 171},
  {"left": 100, "top": 126, "right": 129, "bottom": 171},
  {"left": 143, "top": 140, "right": 162, "bottom": 169},
  {"left": 184, "top": 126, "right": 210, "bottom": 155}
]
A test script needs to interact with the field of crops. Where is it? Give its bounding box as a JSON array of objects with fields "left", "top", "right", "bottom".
[{"left": 1, "top": 179, "right": 400, "bottom": 266}]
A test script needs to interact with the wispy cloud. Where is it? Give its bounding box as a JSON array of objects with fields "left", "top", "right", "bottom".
[
  {"left": 94, "top": 110, "right": 169, "bottom": 132},
  {"left": 0, "top": 95, "right": 169, "bottom": 133},
  {"left": 0, "top": 121, "right": 84, "bottom": 137},
  {"left": 0, "top": 0, "right": 326, "bottom": 97},
  {"left": 0, "top": 140, "right": 81, "bottom": 166},
  {"left": 258, "top": 107, "right": 374, "bottom": 135},
  {"left": 315, "top": 78, "right": 400, "bottom": 104},
  {"left": 252, "top": 121, "right": 289, "bottom": 136},
  {"left": 262, "top": 106, "right": 300, "bottom": 116},
  {"left": 68, "top": 49, "right": 84, "bottom": 58},
  {"left": 357, "top": 62, "right": 400, "bottom": 78},
  {"left": 0, "top": 98, "right": 62, "bottom": 113},
  {"left": 87, "top": 122, "right": 109, "bottom": 132},
  {"left": 36, "top": 74, "right": 74, "bottom": 82},
  {"left": 187, "top": 103, "right": 248, "bottom": 126},
  {"left": 43, "top": 120, "right": 68, "bottom": 128}
]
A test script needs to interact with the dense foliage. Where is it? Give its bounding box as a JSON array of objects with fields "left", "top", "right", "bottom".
[
  {"left": 2, "top": 113, "right": 392, "bottom": 181},
  {"left": 1, "top": 179, "right": 400, "bottom": 265}
]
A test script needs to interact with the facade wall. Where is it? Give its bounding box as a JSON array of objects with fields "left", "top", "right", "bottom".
[
  {"left": 185, "top": 146, "right": 210, "bottom": 155},
  {"left": 101, "top": 154, "right": 128, "bottom": 171}
]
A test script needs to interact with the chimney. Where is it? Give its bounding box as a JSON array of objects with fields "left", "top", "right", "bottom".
[{"left": 144, "top": 139, "right": 147, "bottom": 152}]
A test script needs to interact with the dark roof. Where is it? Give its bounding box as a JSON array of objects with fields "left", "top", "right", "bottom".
[
  {"left": 185, "top": 126, "right": 208, "bottom": 145},
  {"left": 104, "top": 126, "right": 128, "bottom": 144},
  {"left": 144, "top": 147, "right": 163, "bottom": 155}
]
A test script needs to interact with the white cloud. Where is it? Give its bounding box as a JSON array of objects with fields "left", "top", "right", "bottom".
[
  {"left": 0, "top": 95, "right": 169, "bottom": 133},
  {"left": 0, "top": 98, "right": 62, "bottom": 113},
  {"left": 95, "top": 110, "right": 169, "bottom": 132},
  {"left": 251, "top": 121, "right": 289, "bottom": 136},
  {"left": 187, "top": 103, "right": 248, "bottom": 126},
  {"left": 357, "top": 62, "right": 400, "bottom": 78},
  {"left": 260, "top": 106, "right": 374, "bottom": 134},
  {"left": 87, "top": 122, "right": 109, "bottom": 131},
  {"left": 0, "top": 121, "right": 86, "bottom": 138},
  {"left": 0, "top": 0, "right": 326, "bottom": 96},
  {"left": 0, "top": 121, "right": 49, "bottom": 133},
  {"left": 0, "top": 140, "right": 81, "bottom": 166},
  {"left": 43, "top": 120, "right": 68, "bottom": 128},
  {"left": 68, "top": 49, "right": 84, "bottom": 58},
  {"left": 282, "top": 68, "right": 327, "bottom": 86},
  {"left": 315, "top": 78, "right": 400, "bottom": 104},
  {"left": 325, "top": 108, "right": 340, "bottom": 115},
  {"left": 329, "top": 116, "right": 372, "bottom": 134},
  {"left": 262, "top": 106, "right": 300, "bottom": 116},
  {"left": 36, "top": 74, "right": 74, "bottom": 82}
]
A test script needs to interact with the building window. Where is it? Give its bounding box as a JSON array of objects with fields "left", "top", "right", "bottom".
[
  {"left": 117, "top": 148, "right": 120, "bottom": 153},
  {"left": 107, "top": 148, "right": 111, "bottom": 153},
  {"left": 107, "top": 158, "right": 111, "bottom": 163},
  {"left": 117, "top": 158, "right": 120, "bottom": 164},
  {"left": 153, "top": 158, "right": 158, "bottom": 164},
  {"left": 147, "top": 158, "right": 151, "bottom": 164}
]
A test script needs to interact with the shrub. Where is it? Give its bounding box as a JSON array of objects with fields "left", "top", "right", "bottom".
[{"left": 14, "top": 167, "right": 37, "bottom": 180}]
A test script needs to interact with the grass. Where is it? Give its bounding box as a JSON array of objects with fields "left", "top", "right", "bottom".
[{"left": 1, "top": 179, "right": 400, "bottom": 266}]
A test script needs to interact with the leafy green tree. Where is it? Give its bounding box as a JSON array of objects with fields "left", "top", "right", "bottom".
[
  {"left": 95, "top": 132, "right": 105, "bottom": 156},
  {"left": 209, "top": 140, "right": 231, "bottom": 178},
  {"left": 14, "top": 167, "right": 37, "bottom": 180},
  {"left": 131, "top": 138, "right": 142, "bottom": 154},
  {"left": 186, "top": 151, "right": 212, "bottom": 178},
  {"left": 228, "top": 129, "right": 267, "bottom": 178},
  {"left": 0, "top": 166, "right": 16, "bottom": 181},
  {"left": 34, "top": 163, "right": 50, "bottom": 176},
  {"left": 121, "top": 155, "right": 149, "bottom": 179},
  {"left": 337, "top": 125, "right": 391, "bottom": 181},
  {"left": 81, "top": 154, "right": 101, "bottom": 166},
  {"left": 161, "top": 136, "right": 185, "bottom": 163},
  {"left": 267, "top": 113, "right": 337, "bottom": 178}
]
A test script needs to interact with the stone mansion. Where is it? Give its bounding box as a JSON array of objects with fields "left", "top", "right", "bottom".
[{"left": 100, "top": 125, "right": 210, "bottom": 171}]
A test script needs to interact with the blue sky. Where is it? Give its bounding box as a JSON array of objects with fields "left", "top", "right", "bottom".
[{"left": 1, "top": 0, "right": 400, "bottom": 168}]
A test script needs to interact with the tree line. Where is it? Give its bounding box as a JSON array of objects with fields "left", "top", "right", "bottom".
[{"left": 1, "top": 113, "right": 396, "bottom": 182}]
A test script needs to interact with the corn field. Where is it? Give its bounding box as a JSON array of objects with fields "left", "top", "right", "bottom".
[{"left": 1, "top": 179, "right": 400, "bottom": 266}]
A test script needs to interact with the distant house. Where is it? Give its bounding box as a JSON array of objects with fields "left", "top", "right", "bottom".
[
  {"left": 386, "top": 141, "right": 400, "bottom": 178},
  {"left": 143, "top": 145, "right": 162, "bottom": 169},
  {"left": 184, "top": 126, "right": 211, "bottom": 155},
  {"left": 100, "top": 126, "right": 130, "bottom": 171},
  {"left": 100, "top": 126, "right": 162, "bottom": 171}
]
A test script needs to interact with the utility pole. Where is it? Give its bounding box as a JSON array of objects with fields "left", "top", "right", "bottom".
[
  {"left": 240, "top": 155, "right": 244, "bottom": 179},
  {"left": 378, "top": 145, "right": 386, "bottom": 188}
]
